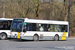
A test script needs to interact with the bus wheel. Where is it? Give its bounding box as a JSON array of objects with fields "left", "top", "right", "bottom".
[
  {"left": 54, "top": 35, "right": 59, "bottom": 41},
  {"left": 33, "top": 35, "right": 39, "bottom": 41},
  {"left": 0, "top": 33, "right": 7, "bottom": 40}
]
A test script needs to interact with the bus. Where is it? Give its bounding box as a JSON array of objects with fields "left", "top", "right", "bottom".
[
  {"left": 0, "top": 18, "right": 13, "bottom": 40},
  {"left": 10, "top": 18, "right": 69, "bottom": 41}
]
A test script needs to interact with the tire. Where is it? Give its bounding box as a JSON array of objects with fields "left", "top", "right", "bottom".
[
  {"left": 0, "top": 34, "right": 1, "bottom": 40},
  {"left": 54, "top": 35, "right": 59, "bottom": 41},
  {"left": 33, "top": 35, "right": 39, "bottom": 41},
  {"left": 0, "top": 33, "right": 7, "bottom": 40}
]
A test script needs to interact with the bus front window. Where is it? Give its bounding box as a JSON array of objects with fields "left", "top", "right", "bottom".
[{"left": 11, "top": 21, "right": 23, "bottom": 32}]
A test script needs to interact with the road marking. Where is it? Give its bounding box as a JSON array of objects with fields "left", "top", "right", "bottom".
[{"left": 55, "top": 46, "right": 75, "bottom": 50}]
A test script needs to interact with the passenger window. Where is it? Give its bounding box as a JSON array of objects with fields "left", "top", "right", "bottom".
[
  {"left": 54, "top": 25, "right": 68, "bottom": 32},
  {"left": 54, "top": 25, "right": 60, "bottom": 32},
  {"left": 50, "top": 25, "right": 54, "bottom": 32},
  {"left": 61, "top": 25, "right": 67, "bottom": 32}
]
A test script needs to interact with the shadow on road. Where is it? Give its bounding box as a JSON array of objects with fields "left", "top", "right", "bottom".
[
  {"left": 8, "top": 38, "right": 34, "bottom": 42},
  {"left": 8, "top": 38, "right": 67, "bottom": 42}
]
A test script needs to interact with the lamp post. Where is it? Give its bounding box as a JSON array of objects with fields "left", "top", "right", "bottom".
[
  {"left": 68, "top": 0, "right": 75, "bottom": 37},
  {"left": 2, "top": 0, "right": 5, "bottom": 18},
  {"left": 52, "top": 0, "right": 54, "bottom": 20},
  {"left": 68, "top": 0, "right": 71, "bottom": 37}
]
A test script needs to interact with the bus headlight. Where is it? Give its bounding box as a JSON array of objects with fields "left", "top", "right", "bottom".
[{"left": 10, "top": 32, "right": 12, "bottom": 34}]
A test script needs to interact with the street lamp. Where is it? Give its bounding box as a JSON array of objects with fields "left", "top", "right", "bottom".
[
  {"left": 2, "top": 0, "right": 5, "bottom": 18},
  {"left": 51, "top": 0, "right": 54, "bottom": 20},
  {"left": 52, "top": 0, "right": 54, "bottom": 20},
  {"left": 68, "top": 0, "right": 75, "bottom": 37}
]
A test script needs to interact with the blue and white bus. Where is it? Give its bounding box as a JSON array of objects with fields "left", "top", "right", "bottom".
[{"left": 10, "top": 18, "right": 69, "bottom": 41}]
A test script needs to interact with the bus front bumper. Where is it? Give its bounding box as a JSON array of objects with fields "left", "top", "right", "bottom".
[
  {"left": 59, "top": 37, "right": 68, "bottom": 40},
  {"left": 10, "top": 35, "right": 17, "bottom": 39},
  {"left": 7, "top": 35, "right": 11, "bottom": 38}
]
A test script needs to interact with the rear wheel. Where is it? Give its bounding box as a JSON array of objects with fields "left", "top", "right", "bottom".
[
  {"left": 33, "top": 35, "right": 39, "bottom": 41},
  {"left": 0, "top": 33, "right": 7, "bottom": 40},
  {"left": 54, "top": 35, "right": 59, "bottom": 41}
]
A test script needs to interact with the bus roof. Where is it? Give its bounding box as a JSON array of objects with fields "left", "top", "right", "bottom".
[
  {"left": 24, "top": 18, "right": 68, "bottom": 25},
  {"left": 0, "top": 18, "right": 13, "bottom": 20},
  {"left": 13, "top": 18, "right": 68, "bottom": 25}
]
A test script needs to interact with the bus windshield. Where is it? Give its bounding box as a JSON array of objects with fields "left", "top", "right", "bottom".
[{"left": 11, "top": 19, "right": 24, "bottom": 32}]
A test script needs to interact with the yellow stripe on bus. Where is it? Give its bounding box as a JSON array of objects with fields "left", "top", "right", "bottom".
[
  {"left": 17, "top": 32, "right": 20, "bottom": 39},
  {"left": 62, "top": 32, "right": 67, "bottom": 40}
]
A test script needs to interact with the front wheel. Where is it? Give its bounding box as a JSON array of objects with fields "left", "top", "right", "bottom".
[
  {"left": 0, "top": 33, "right": 7, "bottom": 40},
  {"left": 33, "top": 35, "right": 39, "bottom": 41},
  {"left": 54, "top": 35, "right": 59, "bottom": 41}
]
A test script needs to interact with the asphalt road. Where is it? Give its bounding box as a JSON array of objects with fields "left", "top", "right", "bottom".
[{"left": 0, "top": 38, "right": 75, "bottom": 50}]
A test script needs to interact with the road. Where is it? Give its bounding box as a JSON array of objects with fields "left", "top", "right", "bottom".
[{"left": 0, "top": 38, "right": 75, "bottom": 50}]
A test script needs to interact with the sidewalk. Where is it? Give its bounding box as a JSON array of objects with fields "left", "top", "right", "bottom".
[
  {"left": 69, "top": 36, "right": 75, "bottom": 38},
  {"left": 68, "top": 36, "right": 75, "bottom": 39},
  {"left": 68, "top": 38, "right": 75, "bottom": 39}
]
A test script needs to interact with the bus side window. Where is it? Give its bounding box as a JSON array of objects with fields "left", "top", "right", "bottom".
[
  {"left": 0, "top": 22, "right": 3, "bottom": 30},
  {"left": 54, "top": 25, "right": 61, "bottom": 32},
  {"left": 28, "top": 23, "right": 31, "bottom": 31},
  {"left": 8, "top": 21, "right": 12, "bottom": 30},
  {"left": 23, "top": 23, "right": 32, "bottom": 31},
  {"left": 50, "top": 25, "right": 54, "bottom": 32},
  {"left": 61, "top": 25, "right": 67, "bottom": 32},
  {"left": 32, "top": 23, "right": 36, "bottom": 31}
]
